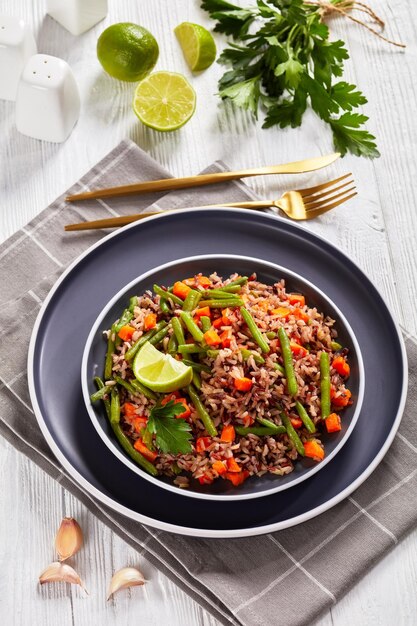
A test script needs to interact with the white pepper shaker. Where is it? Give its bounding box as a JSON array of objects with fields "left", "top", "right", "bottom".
[{"left": 46, "top": 0, "right": 108, "bottom": 36}]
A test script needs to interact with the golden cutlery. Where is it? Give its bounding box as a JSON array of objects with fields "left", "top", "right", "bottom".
[
  {"left": 65, "top": 153, "right": 340, "bottom": 202},
  {"left": 65, "top": 174, "right": 355, "bottom": 231}
]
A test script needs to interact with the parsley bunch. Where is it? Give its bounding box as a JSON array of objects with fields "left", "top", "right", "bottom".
[{"left": 201, "top": 0, "right": 379, "bottom": 157}]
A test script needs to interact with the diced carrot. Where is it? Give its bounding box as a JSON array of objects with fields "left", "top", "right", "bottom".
[
  {"left": 271, "top": 307, "right": 291, "bottom": 319},
  {"left": 290, "top": 342, "right": 308, "bottom": 358},
  {"left": 122, "top": 402, "right": 138, "bottom": 418},
  {"left": 161, "top": 394, "right": 191, "bottom": 419},
  {"left": 172, "top": 281, "right": 191, "bottom": 300},
  {"left": 220, "top": 424, "right": 235, "bottom": 442},
  {"left": 132, "top": 416, "right": 148, "bottom": 432},
  {"left": 196, "top": 437, "right": 212, "bottom": 453},
  {"left": 225, "top": 470, "right": 249, "bottom": 486},
  {"left": 242, "top": 414, "right": 255, "bottom": 427},
  {"left": 212, "top": 460, "right": 227, "bottom": 475},
  {"left": 292, "top": 308, "right": 309, "bottom": 323},
  {"left": 219, "top": 330, "right": 231, "bottom": 348},
  {"left": 257, "top": 300, "right": 269, "bottom": 312},
  {"left": 197, "top": 275, "right": 212, "bottom": 288},
  {"left": 134, "top": 439, "right": 158, "bottom": 462},
  {"left": 213, "top": 310, "right": 232, "bottom": 328},
  {"left": 234, "top": 377, "right": 253, "bottom": 392},
  {"left": 198, "top": 473, "right": 214, "bottom": 485},
  {"left": 203, "top": 329, "right": 222, "bottom": 346},
  {"left": 332, "top": 356, "right": 350, "bottom": 377},
  {"left": 195, "top": 306, "right": 211, "bottom": 319},
  {"left": 290, "top": 417, "right": 303, "bottom": 429},
  {"left": 288, "top": 294, "right": 305, "bottom": 306},
  {"left": 183, "top": 277, "right": 196, "bottom": 287},
  {"left": 226, "top": 457, "right": 242, "bottom": 473},
  {"left": 325, "top": 412, "right": 342, "bottom": 433},
  {"left": 144, "top": 313, "right": 157, "bottom": 331},
  {"left": 304, "top": 439, "right": 325, "bottom": 461},
  {"left": 118, "top": 325, "right": 135, "bottom": 341},
  {"left": 213, "top": 316, "right": 225, "bottom": 329},
  {"left": 331, "top": 387, "right": 352, "bottom": 407}
]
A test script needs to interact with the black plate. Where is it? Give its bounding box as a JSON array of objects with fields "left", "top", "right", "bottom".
[
  {"left": 28, "top": 210, "right": 407, "bottom": 537},
  {"left": 83, "top": 255, "right": 364, "bottom": 499}
]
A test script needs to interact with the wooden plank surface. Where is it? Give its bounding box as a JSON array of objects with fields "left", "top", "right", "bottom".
[{"left": 1, "top": 1, "right": 416, "bottom": 624}]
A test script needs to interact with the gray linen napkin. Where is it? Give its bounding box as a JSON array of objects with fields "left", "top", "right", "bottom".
[{"left": 1, "top": 139, "right": 416, "bottom": 626}]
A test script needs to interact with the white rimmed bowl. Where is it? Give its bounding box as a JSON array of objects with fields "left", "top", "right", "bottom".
[{"left": 81, "top": 254, "right": 365, "bottom": 501}]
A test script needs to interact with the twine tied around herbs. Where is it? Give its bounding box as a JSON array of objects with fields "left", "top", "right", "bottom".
[{"left": 305, "top": 0, "right": 406, "bottom": 48}]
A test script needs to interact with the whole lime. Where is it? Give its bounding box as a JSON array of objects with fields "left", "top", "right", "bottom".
[{"left": 97, "top": 23, "right": 159, "bottom": 82}]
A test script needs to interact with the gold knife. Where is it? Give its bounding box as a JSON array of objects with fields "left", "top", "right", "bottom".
[{"left": 66, "top": 153, "right": 340, "bottom": 202}]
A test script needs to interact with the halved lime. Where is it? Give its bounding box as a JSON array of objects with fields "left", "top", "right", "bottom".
[
  {"left": 133, "top": 342, "right": 193, "bottom": 392},
  {"left": 133, "top": 71, "right": 196, "bottom": 132},
  {"left": 174, "top": 22, "right": 216, "bottom": 72}
]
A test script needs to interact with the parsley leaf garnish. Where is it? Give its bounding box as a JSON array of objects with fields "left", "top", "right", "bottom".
[
  {"left": 202, "top": 0, "right": 379, "bottom": 158},
  {"left": 146, "top": 400, "right": 193, "bottom": 455}
]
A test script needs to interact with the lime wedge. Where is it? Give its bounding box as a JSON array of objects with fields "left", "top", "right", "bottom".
[
  {"left": 174, "top": 22, "right": 216, "bottom": 72},
  {"left": 133, "top": 71, "right": 196, "bottom": 132},
  {"left": 133, "top": 342, "right": 193, "bottom": 392}
]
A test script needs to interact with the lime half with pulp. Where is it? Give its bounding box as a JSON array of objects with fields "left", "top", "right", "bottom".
[
  {"left": 133, "top": 71, "right": 196, "bottom": 131},
  {"left": 133, "top": 342, "right": 193, "bottom": 393},
  {"left": 174, "top": 22, "right": 216, "bottom": 71}
]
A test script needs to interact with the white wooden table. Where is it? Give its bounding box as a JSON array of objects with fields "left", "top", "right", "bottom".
[{"left": 1, "top": 1, "right": 416, "bottom": 624}]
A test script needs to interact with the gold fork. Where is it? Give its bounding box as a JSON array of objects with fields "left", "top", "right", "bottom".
[{"left": 64, "top": 174, "right": 356, "bottom": 231}]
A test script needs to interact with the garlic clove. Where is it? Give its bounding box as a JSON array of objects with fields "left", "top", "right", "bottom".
[
  {"left": 55, "top": 517, "right": 83, "bottom": 561},
  {"left": 39, "top": 561, "right": 88, "bottom": 594},
  {"left": 107, "top": 567, "right": 146, "bottom": 600}
]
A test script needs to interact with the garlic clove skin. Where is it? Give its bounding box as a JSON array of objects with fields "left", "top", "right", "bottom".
[
  {"left": 107, "top": 567, "right": 146, "bottom": 600},
  {"left": 55, "top": 517, "right": 83, "bottom": 561},
  {"left": 39, "top": 561, "right": 88, "bottom": 594}
]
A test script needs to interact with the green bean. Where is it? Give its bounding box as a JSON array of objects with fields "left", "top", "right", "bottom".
[
  {"left": 320, "top": 351, "right": 331, "bottom": 419},
  {"left": 206, "top": 349, "right": 220, "bottom": 358},
  {"left": 104, "top": 327, "right": 116, "bottom": 380},
  {"left": 200, "top": 316, "right": 211, "bottom": 333},
  {"left": 273, "top": 363, "right": 285, "bottom": 375},
  {"left": 142, "top": 427, "right": 155, "bottom": 450},
  {"left": 187, "top": 386, "right": 218, "bottom": 436},
  {"left": 129, "top": 296, "right": 138, "bottom": 313},
  {"left": 171, "top": 462, "right": 182, "bottom": 475},
  {"left": 148, "top": 324, "right": 170, "bottom": 346},
  {"left": 182, "top": 289, "right": 201, "bottom": 312},
  {"left": 114, "top": 375, "right": 140, "bottom": 397},
  {"left": 182, "top": 359, "right": 211, "bottom": 373},
  {"left": 199, "top": 299, "right": 243, "bottom": 308},
  {"left": 240, "top": 307, "right": 270, "bottom": 353},
  {"left": 226, "top": 276, "right": 248, "bottom": 287},
  {"left": 130, "top": 379, "right": 158, "bottom": 401},
  {"left": 331, "top": 341, "right": 343, "bottom": 351},
  {"left": 171, "top": 316, "right": 185, "bottom": 345},
  {"left": 266, "top": 331, "right": 276, "bottom": 340},
  {"left": 114, "top": 308, "right": 133, "bottom": 332},
  {"left": 159, "top": 298, "right": 170, "bottom": 315},
  {"left": 201, "top": 287, "right": 241, "bottom": 298},
  {"left": 125, "top": 321, "right": 167, "bottom": 361},
  {"left": 112, "top": 422, "right": 158, "bottom": 476},
  {"left": 235, "top": 425, "right": 286, "bottom": 437},
  {"left": 90, "top": 383, "right": 112, "bottom": 403},
  {"left": 110, "top": 388, "right": 121, "bottom": 425},
  {"left": 93, "top": 377, "right": 110, "bottom": 417},
  {"left": 295, "top": 401, "right": 316, "bottom": 434},
  {"left": 280, "top": 412, "right": 305, "bottom": 456},
  {"left": 240, "top": 349, "right": 265, "bottom": 365},
  {"left": 278, "top": 327, "right": 298, "bottom": 396},
  {"left": 180, "top": 311, "right": 204, "bottom": 343},
  {"left": 178, "top": 344, "right": 207, "bottom": 354},
  {"left": 256, "top": 416, "right": 280, "bottom": 429},
  {"left": 153, "top": 284, "right": 183, "bottom": 306},
  {"left": 192, "top": 370, "right": 202, "bottom": 390},
  {"left": 167, "top": 333, "right": 178, "bottom": 355}
]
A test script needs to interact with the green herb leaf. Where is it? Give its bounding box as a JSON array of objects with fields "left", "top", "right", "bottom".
[
  {"left": 329, "top": 113, "right": 380, "bottom": 158},
  {"left": 330, "top": 81, "right": 368, "bottom": 111},
  {"left": 219, "top": 76, "right": 261, "bottom": 116},
  {"left": 146, "top": 400, "right": 193, "bottom": 455},
  {"left": 274, "top": 55, "right": 304, "bottom": 89}
]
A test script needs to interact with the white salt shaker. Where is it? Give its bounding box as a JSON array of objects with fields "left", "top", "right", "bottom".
[
  {"left": 46, "top": 0, "right": 108, "bottom": 36},
  {"left": 15, "top": 54, "right": 80, "bottom": 143},
  {"left": 0, "top": 15, "right": 37, "bottom": 101}
]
